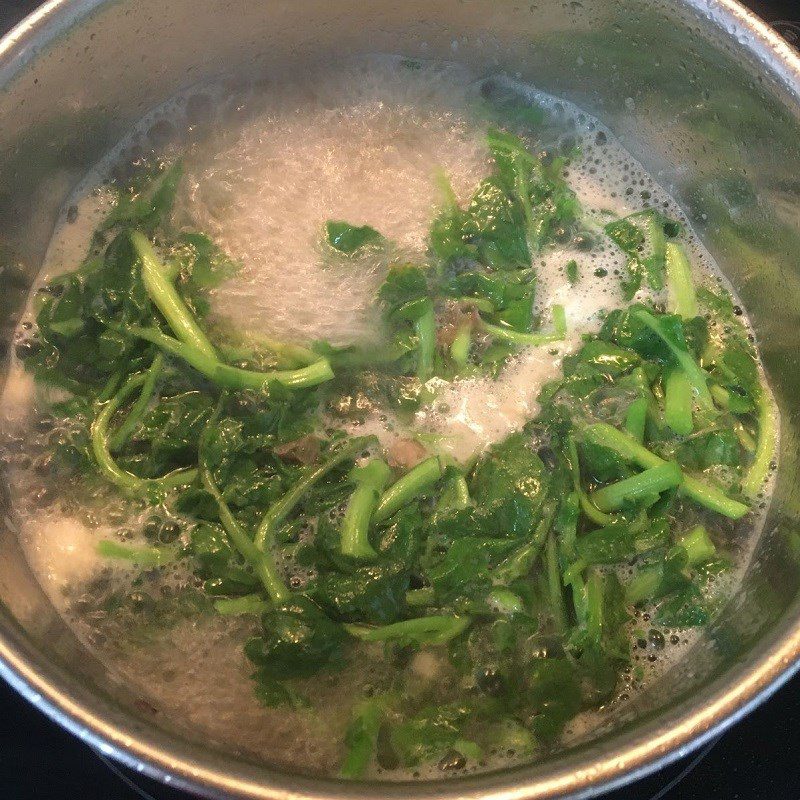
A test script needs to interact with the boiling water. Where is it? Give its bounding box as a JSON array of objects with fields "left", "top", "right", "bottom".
[{"left": 0, "top": 57, "right": 778, "bottom": 777}]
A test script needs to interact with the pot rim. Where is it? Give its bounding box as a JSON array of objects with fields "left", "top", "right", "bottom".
[{"left": 0, "top": 1, "right": 799, "bottom": 798}]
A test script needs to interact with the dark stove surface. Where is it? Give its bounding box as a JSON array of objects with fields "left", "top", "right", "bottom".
[{"left": 0, "top": 0, "right": 798, "bottom": 798}]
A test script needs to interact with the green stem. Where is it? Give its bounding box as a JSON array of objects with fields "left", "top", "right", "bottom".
[
  {"left": 405, "top": 588, "right": 436, "bottom": 607},
  {"left": 124, "top": 325, "right": 334, "bottom": 390},
  {"left": 344, "top": 615, "right": 470, "bottom": 645},
  {"left": 664, "top": 369, "right": 694, "bottom": 436},
  {"left": 97, "top": 370, "right": 124, "bottom": 403},
  {"left": 584, "top": 423, "right": 749, "bottom": 519},
  {"left": 590, "top": 462, "right": 682, "bottom": 512},
  {"left": 556, "top": 491, "right": 580, "bottom": 562},
  {"left": 493, "top": 501, "right": 556, "bottom": 585},
  {"left": 450, "top": 324, "right": 472, "bottom": 367},
  {"left": 96, "top": 539, "right": 177, "bottom": 566},
  {"left": 633, "top": 308, "right": 713, "bottom": 410},
  {"left": 91, "top": 371, "right": 197, "bottom": 495},
  {"left": 545, "top": 530, "right": 567, "bottom": 633},
  {"left": 340, "top": 700, "right": 383, "bottom": 779},
  {"left": 644, "top": 213, "right": 667, "bottom": 291},
  {"left": 710, "top": 384, "right": 731, "bottom": 411},
  {"left": 440, "top": 472, "right": 470, "bottom": 512},
  {"left": 340, "top": 459, "right": 393, "bottom": 560},
  {"left": 566, "top": 435, "right": 617, "bottom": 527},
  {"left": 131, "top": 231, "right": 217, "bottom": 360},
  {"left": 733, "top": 420, "right": 757, "bottom": 453},
  {"left": 415, "top": 300, "right": 436, "bottom": 381},
  {"left": 256, "top": 336, "right": 321, "bottom": 367},
  {"left": 373, "top": 456, "right": 445, "bottom": 524},
  {"left": 625, "top": 396, "right": 648, "bottom": 443},
  {"left": 109, "top": 354, "right": 163, "bottom": 452},
  {"left": 255, "top": 437, "right": 372, "bottom": 551},
  {"left": 482, "top": 304, "right": 567, "bottom": 348},
  {"left": 513, "top": 152, "right": 539, "bottom": 257},
  {"left": 626, "top": 566, "right": 662, "bottom": 605},
  {"left": 584, "top": 570, "right": 604, "bottom": 640},
  {"left": 676, "top": 525, "right": 716, "bottom": 566},
  {"left": 742, "top": 391, "right": 777, "bottom": 497},
  {"left": 199, "top": 455, "right": 289, "bottom": 604},
  {"left": 665, "top": 242, "right": 699, "bottom": 318},
  {"left": 214, "top": 594, "right": 270, "bottom": 616}
]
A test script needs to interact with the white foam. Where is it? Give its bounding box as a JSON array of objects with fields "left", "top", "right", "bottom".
[
  {"left": 178, "top": 59, "right": 489, "bottom": 346},
  {"left": 0, "top": 364, "right": 36, "bottom": 432},
  {"left": 416, "top": 350, "right": 565, "bottom": 461},
  {"left": 18, "top": 512, "right": 111, "bottom": 595}
]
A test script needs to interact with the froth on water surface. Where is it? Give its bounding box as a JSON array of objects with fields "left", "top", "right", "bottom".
[{"left": 178, "top": 58, "right": 491, "bottom": 346}]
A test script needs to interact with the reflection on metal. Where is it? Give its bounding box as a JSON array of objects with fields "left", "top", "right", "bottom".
[
  {"left": 772, "top": 21, "right": 800, "bottom": 49},
  {"left": 0, "top": 0, "right": 799, "bottom": 798}
]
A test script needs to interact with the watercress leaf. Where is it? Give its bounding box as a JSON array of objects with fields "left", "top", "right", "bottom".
[
  {"left": 462, "top": 176, "right": 530, "bottom": 269},
  {"left": 425, "top": 537, "right": 492, "bottom": 603},
  {"left": 100, "top": 160, "right": 183, "bottom": 234},
  {"left": 341, "top": 698, "right": 384, "bottom": 778},
  {"left": 470, "top": 432, "right": 546, "bottom": 509},
  {"left": 562, "top": 340, "right": 640, "bottom": 381},
  {"left": 677, "top": 427, "right": 741, "bottom": 470},
  {"left": 720, "top": 340, "right": 760, "bottom": 397},
  {"left": 575, "top": 524, "right": 636, "bottom": 564},
  {"left": 173, "top": 231, "right": 240, "bottom": 289},
  {"left": 599, "top": 304, "right": 689, "bottom": 364},
  {"left": 570, "top": 572, "right": 629, "bottom": 702},
  {"left": 389, "top": 703, "right": 475, "bottom": 767},
  {"left": 253, "top": 672, "right": 310, "bottom": 709},
  {"left": 313, "top": 562, "right": 409, "bottom": 624},
  {"left": 656, "top": 585, "right": 709, "bottom": 627},
  {"left": 189, "top": 522, "right": 235, "bottom": 574},
  {"left": 245, "top": 595, "right": 345, "bottom": 678},
  {"left": 326, "top": 220, "right": 384, "bottom": 255},
  {"left": 578, "top": 440, "right": 628, "bottom": 484},
  {"left": 523, "top": 657, "right": 581, "bottom": 742},
  {"left": 378, "top": 265, "right": 430, "bottom": 318}
]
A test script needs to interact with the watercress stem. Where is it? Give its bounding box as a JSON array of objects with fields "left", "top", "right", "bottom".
[
  {"left": 482, "top": 304, "right": 567, "bottom": 347},
  {"left": 590, "top": 461, "right": 682, "bottom": 512},
  {"left": 415, "top": 300, "right": 436, "bottom": 381},
  {"left": 624, "top": 396, "right": 648, "bottom": 443},
  {"left": 373, "top": 456, "right": 445, "bottom": 524},
  {"left": 344, "top": 615, "right": 470, "bottom": 645},
  {"left": 96, "top": 539, "right": 176, "bottom": 566},
  {"left": 123, "top": 324, "right": 334, "bottom": 390},
  {"left": 665, "top": 242, "right": 699, "bottom": 319},
  {"left": 91, "top": 370, "right": 197, "bottom": 495},
  {"left": 255, "top": 437, "right": 373, "bottom": 551},
  {"left": 199, "top": 454, "right": 290, "bottom": 604},
  {"left": 664, "top": 368, "right": 694, "bottom": 436},
  {"left": 340, "top": 459, "right": 393, "bottom": 560},
  {"left": 584, "top": 422, "right": 748, "bottom": 519},
  {"left": 109, "top": 353, "right": 163, "bottom": 452},
  {"left": 131, "top": 231, "right": 218, "bottom": 360},
  {"left": 214, "top": 594, "right": 270, "bottom": 616},
  {"left": 742, "top": 391, "right": 777, "bottom": 497},
  {"left": 633, "top": 308, "right": 713, "bottom": 410}
]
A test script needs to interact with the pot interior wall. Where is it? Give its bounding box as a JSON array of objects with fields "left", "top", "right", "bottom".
[{"left": 0, "top": 0, "right": 799, "bottom": 791}]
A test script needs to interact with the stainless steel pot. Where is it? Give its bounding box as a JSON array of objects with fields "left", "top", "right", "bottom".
[{"left": 0, "top": 1, "right": 799, "bottom": 797}]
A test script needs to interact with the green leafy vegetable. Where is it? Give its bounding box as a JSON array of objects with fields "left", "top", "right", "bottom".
[{"left": 326, "top": 220, "right": 384, "bottom": 255}]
